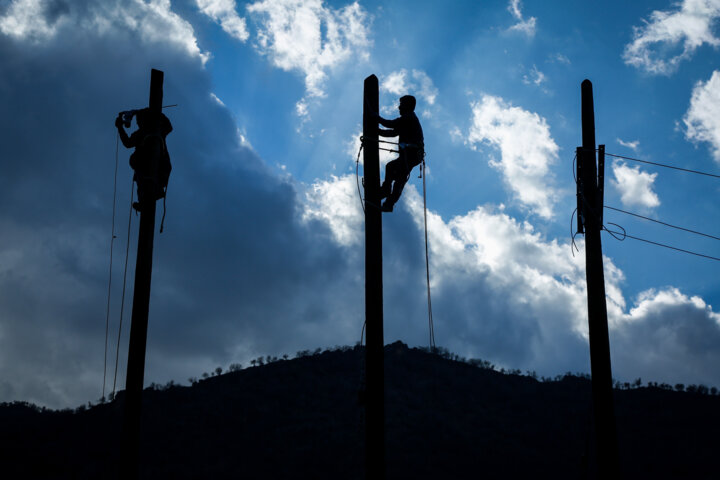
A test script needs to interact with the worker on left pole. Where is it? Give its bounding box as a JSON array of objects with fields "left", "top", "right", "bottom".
[{"left": 115, "top": 108, "right": 173, "bottom": 211}]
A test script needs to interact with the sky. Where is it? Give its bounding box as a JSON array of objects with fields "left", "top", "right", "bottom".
[{"left": 1, "top": 0, "right": 720, "bottom": 409}]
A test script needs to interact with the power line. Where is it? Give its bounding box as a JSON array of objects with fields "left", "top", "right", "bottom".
[
  {"left": 604, "top": 152, "right": 720, "bottom": 179},
  {"left": 602, "top": 228, "right": 720, "bottom": 262},
  {"left": 604, "top": 205, "right": 720, "bottom": 242}
]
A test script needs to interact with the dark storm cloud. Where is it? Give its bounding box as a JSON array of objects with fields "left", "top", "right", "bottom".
[{"left": 0, "top": 0, "right": 362, "bottom": 407}]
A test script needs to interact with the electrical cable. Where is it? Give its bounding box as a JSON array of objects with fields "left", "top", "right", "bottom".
[
  {"left": 604, "top": 205, "right": 720, "bottom": 241},
  {"left": 355, "top": 144, "right": 365, "bottom": 214},
  {"left": 602, "top": 227, "right": 720, "bottom": 262},
  {"left": 570, "top": 208, "right": 580, "bottom": 256},
  {"left": 604, "top": 152, "right": 720, "bottom": 179}
]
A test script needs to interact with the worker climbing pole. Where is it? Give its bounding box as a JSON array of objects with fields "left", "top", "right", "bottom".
[
  {"left": 116, "top": 68, "right": 172, "bottom": 479},
  {"left": 359, "top": 74, "right": 438, "bottom": 479},
  {"left": 363, "top": 74, "right": 385, "bottom": 480}
]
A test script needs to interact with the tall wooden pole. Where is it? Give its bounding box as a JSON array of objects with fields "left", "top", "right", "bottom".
[
  {"left": 121, "top": 68, "right": 164, "bottom": 479},
  {"left": 363, "top": 74, "right": 385, "bottom": 480},
  {"left": 579, "top": 79, "right": 619, "bottom": 478}
]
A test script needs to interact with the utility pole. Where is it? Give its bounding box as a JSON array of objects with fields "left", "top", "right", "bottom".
[
  {"left": 120, "top": 68, "right": 164, "bottom": 479},
  {"left": 578, "top": 79, "right": 619, "bottom": 478},
  {"left": 363, "top": 74, "right": 385, "bottom": 480}
]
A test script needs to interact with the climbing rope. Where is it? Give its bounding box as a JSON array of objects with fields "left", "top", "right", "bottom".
[
  {"left": 420, "top": 157, "right": 436, "bottom": 349},
  {"left": 356, "top": 136, "right": 437, "bottom": 349},
  {"left": 111, "top": 180, "right": 135, "bottom": 398},
  {"left": 103, "top": 134, "right": 121, "bottom": 399}
]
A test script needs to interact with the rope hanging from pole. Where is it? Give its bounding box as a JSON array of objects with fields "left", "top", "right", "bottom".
[
  {"left": 112, "top": 179, "right": 135, "bottom": 398},
  {"left": 103, "top": 134, "right": 121, "bottom": 400},
  {"left": 357, "top": 135, "right": 437, "bottom": 349},
  {"left": 421, "top": 157, "right": 436, "bottom": 349}
]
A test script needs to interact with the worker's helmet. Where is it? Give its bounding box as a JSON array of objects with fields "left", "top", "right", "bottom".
[{"left": 399, "top": 95, "right": 416, "bottom": 112}]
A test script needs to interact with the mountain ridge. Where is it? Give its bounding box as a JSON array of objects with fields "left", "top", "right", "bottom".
[{"left": 1, "top": 341, "right": 718, "bottom": 479}]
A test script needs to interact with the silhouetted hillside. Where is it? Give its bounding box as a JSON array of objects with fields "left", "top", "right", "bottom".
[{"left": 1, "top": 342, "right": 718, "bottom": 479}]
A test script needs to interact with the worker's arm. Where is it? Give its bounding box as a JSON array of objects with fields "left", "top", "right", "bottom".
[
  {"left": 378, "top": 116, "right": 400, "bottom": 129},
  {"left": 378, "top": 115, "right": 400, "bottom": 137},
  {"left": 115, "top": 115, "right": 135, "bottom": 148}
]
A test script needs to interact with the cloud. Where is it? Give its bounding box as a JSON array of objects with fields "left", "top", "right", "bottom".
[
  {"left": 467, "top": 95, "right": 559, "bottom": 218},
  {"left": 507, "top": 0, "right": 536, "bottom": 37},
  {"left": 246, "top": 0, "right": 370, "bottom": 99},
  {"left": 683, "top": 70, "right": 720, "bottom": 162},
  {"left": 303, "top": 174, "right": 363, "bottom": 247},
  {"left": 623, "top": 0, "right": 720, "bottom": 74},
  {"left": 381, "top": 69, "right": 438, "bottom": 106},
  {"left": 551, "top": 53, "right": 571, "bottom": 64},
  {"left": 0, "top": 0, "right": 362, "bottom": 408},
  {"left": 611, "top": 162, "right": 661, "bottom": 210},
  {"left": 616, "top": 138, "right": 640, "bottom": 151},
  {"left": 308, "top": 176, "right": 720, "bottom": 389},
  {"left": 522, "top": 65, "right": 546, "bottom": 87},
  {"left": 2, "top": 0, "right": 720, "bottom": 410},
  {"left": 613, "top": 288, "right": 720, "bottom": 387},
  {"left": 196, "top": 0, "right": 249, "bottom": 42},
  {"left": 0, "top": 0, "right": 209, "bottom": 63}
]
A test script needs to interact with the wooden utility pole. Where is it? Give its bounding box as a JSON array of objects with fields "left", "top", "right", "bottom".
[
  {"left": 578, "top": 79, "right": 619, "bottom": 478},
  {"left": 120, "top": 68, "right": 164, "bottom": 479},
  {"left": 363, "top": 74, "right": 385, "bottom": 480}
]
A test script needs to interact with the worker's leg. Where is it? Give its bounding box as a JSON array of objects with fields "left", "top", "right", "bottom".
[
  {"left": 387, "top": 176, "right": 408, "bottom": 206},
  {"left": 381, "top": 158, "right": 403, "bottom": 199},
  {"left": 382, "top": 156, "right": 411, "bottom": 211}
]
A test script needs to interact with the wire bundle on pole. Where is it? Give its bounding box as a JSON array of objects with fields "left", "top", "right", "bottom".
[{"left": 573, "top": 150, "right": 720, "bottom": 264}]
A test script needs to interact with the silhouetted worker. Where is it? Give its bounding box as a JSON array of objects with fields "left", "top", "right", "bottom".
[
  {"left": 377, "top": 95, "right": 424, "bottom": 212},
  {"left": 115, "top": 108, "right": 172, "bottom": 211}
]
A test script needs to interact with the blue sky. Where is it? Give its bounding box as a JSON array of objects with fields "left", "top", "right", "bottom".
[{"left": 1, "top": 0, "right": 720, "bottom": 408}]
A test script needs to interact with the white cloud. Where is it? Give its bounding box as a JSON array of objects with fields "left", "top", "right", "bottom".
[
  {"left": 210, "top": 92, "right": 226, "bottom": 106},
  {"left": 467, "top": 95, "right": 559, "bottom": 218},
  {"left": 613, "top": 288, "right": 720, "bottom": 387},
  {"left": 0, "top": 0, "right": 68, "bottom": 40},
  {"left": 611, "top": 162, "right": 661, "bottom": 210},
  {"left": 623, "top": 0, "right": 720, "bottom": 74},
  {"left": 507, "top": 0, "right": 536, "bottom": 37},
  {"left": 522, "top": 65, "right": 546, "bottom": 86},
  {"left": 617, "top": 138, "right": 640, "bottom": 151},
  {"left": 381, "top": 69, "right": 438, "bottom": 105},
  {"left": 551, "top": 53, "right": 571, "bottom": 64},
  {"left": 303, "top": 174, "right": 363, "bottom": 247},
  {"left": 683, "top": 70, "right": 720, "bottom": 162},
  {"left": 0, "top": 0, "right": 209, "bottom": 62},
  {"left": 196, "top": 0, "right": 249, "bottom": 42},
  {"left": 382, "top": 70, "right": 407, "bottom": 95},
  {"left": 246, "top": 0, "right": 370, "bottom": 99}
]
